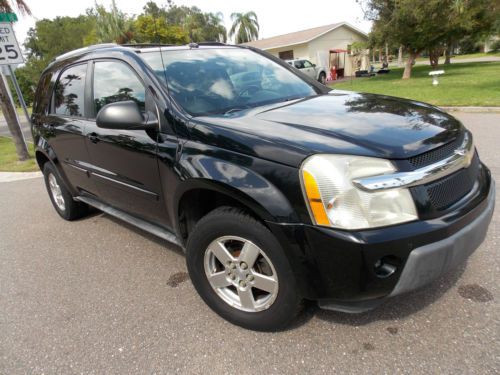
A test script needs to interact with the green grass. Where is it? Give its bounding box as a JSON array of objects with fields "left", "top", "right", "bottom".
[
  {"left": 0, "top": 136, "right": 38, "bottom": 172},
  {"left": 415, "top": 51, "right": 500, "bottom": 62},
  {"left": 330, "top": 62, "right": 500, "bottom": 106},
  {"left": 0, "top": 107, "right": 32, "bottom": 119}
]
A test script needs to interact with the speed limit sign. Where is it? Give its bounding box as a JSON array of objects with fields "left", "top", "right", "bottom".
[{"left": 0, "top": 22, "right": 23, "bottom": 64}]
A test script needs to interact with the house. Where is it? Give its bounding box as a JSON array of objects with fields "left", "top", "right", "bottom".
[{"left": 243, "top": 22, "right": 369, "bottom": 77}]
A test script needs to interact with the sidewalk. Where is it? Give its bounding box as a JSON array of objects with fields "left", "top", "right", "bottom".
[{"left": 0, "top": 171, "right": 42, "bottom": 182}]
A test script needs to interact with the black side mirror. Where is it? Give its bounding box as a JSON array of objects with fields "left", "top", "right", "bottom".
[
  {"left": 312, "top": 63, "right": 316, "bottom": 67},
  {"left": 96, "top": 100, "right": 158, "bottom": 131}
]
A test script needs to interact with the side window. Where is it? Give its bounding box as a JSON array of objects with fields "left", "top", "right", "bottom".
[
  {"left": 93, "top": 61, "right": 146, "bottom": 115},
  {"left": 33, "top": 72, "right": 53, "bottom": 115},
  {"left": 294, "top": 61, "right": 304, "bottom": 69},
  {"left": 303, "top": 60, "right": 313, "bottom": 68},
  {"left": 53, "top": 64, "right": 87, "bottom": 117}
]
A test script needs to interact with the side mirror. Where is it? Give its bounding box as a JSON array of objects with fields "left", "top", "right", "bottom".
[
  {"left": 312, "top": 63, "right": 316, "bottom": 67},
  {"left": 96, "top": 100, "right": 158, "bottom": 131}
]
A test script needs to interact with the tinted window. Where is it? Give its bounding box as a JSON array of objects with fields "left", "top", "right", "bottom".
[
  {"left": 141, "top": 48, "right": 316, "bottom": 116},
  {"left": 34, "top": 72, "right": 53, "bottom": 115},
  {"left": 93, "top": 61, "right": 145, "bottom": 114},
  {"left": 53, "top": 64, "right": 86, "bottom": 117}
]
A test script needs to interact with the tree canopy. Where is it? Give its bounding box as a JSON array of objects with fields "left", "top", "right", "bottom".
[{"left": 360, "top": 0, "right": 500, "bottom": 78}]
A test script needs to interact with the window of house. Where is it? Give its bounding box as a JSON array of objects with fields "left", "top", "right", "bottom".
[
  {"left": 279, "top": 50, "right": 294, "bottom": 60},
  {"left": 53, "top": 64, "right": 87, "bottom": 117},
  {"left": 93, "top": 61, "right": 146, "bottom": 115}
]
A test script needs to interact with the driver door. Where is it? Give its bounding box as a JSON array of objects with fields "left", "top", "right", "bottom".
[
  {"left": 84, "top": 60, "right": 167, "bottom": 224},
  {"left": 302, "top": 60, "right": 316, "bottom": 79}
]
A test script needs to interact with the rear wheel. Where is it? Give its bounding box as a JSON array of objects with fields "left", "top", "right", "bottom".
[
  {"left": 43, "top": 162, "right": 88, "bottom": 221},
  {"left": 186, "top": 207, "right": 302, "bottom": 331},
  {"left": 318, "top": 72, "right": 326, "bottom": 84}
]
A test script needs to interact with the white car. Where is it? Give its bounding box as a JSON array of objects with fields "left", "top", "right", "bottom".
[{"left": 286, "top": 58, "right": 327, "bottom": 84}]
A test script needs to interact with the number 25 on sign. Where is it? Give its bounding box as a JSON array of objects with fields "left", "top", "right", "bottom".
[{"left": 0, "top": 22, "right": 23, "bottom": 65}]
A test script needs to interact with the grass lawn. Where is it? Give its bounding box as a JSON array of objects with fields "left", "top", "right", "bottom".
[
  {"left": 0, "top": 136, "right": 38, "bottom": 172},
  {"left": 330, "top": 61, "right": 500, "bottom": 107},
  {"left": 414, "top": 51, "right": 500, "bottom": 62}
]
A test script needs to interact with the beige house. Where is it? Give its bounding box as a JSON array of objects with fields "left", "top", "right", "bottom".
[{"left": 243, "top": 22, "right": 369, "bottom": 77}]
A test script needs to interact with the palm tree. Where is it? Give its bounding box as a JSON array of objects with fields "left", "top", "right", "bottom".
[
  {"left": 0, "top": 0, "right": 31, "bottom": 161},
  {"left": 229, "top": 12, "right": 259, "bottom": 44},
  {"left": 0, "top": 0, "right": 30, "bottom": 15}
]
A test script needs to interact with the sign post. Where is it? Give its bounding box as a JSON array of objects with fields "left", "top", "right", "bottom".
[
  {"left": 0, "top": 19, "right": 29, "bottom": 124},
  {"left": 0, "top": 13, "right": 29, "bottom": 157}
]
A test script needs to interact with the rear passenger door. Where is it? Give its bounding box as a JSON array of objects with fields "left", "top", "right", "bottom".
[
  {"left": 45, "top": 62, "right": 98, "bottom": 195},
  {"left": 84, "top": 59, "right": 167, "bottom": 224}
]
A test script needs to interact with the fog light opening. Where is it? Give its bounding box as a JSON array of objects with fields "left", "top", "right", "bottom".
[{"left": 374, "top": 256, "right": 399, "bottom": 279}]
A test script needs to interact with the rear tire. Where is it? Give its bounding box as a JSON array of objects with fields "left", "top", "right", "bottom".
[
  {"left": 43, "top": 162, "right": 88, "bottom": 221},
  {"left": 318, "top": 72, "right": 326, "bottom": 84},
  {"left": 186, "top": 206, "right": 303, "bottom": 331}
]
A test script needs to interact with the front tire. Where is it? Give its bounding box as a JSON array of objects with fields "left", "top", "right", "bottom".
[
  {"left": 186, "top": 207, "right": 302, "bottom": 331},
  {"left": 43, "top": 162, "right": 88, "bottom": 221}
]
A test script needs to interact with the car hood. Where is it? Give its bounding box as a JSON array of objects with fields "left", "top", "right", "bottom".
[{"left": 189, "top": 90, "right": 464, "bottom": 167}]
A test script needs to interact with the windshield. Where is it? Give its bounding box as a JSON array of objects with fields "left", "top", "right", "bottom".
[{"left": 140, "top": 48, "right": 317, "bottom": 116}]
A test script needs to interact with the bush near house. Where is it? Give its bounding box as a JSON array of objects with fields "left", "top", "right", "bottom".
[{"left": 330, "top": 62, "right": 500, "bottom": 107}]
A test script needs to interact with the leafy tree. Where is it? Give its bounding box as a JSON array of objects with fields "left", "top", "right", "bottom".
[
  {"left": 134, "top": 15, "right": 188, "bottom": 44},
  {"left": 184, "top": 11, "right": 226, "bottom": 43},
  {"left": 229, "top": 12, "right": 259, "bottom": 44},
  {"left": 441, "top": 0, "right": 499, "bottom": 64},
  {"left": 360, "top": 0, "right": 452, "bottom": 78},
  {"left": 360, "top": 0, "right": 500, "bottom": 77},
  {"left": 89, "top": 0, "right": 134, "bottom": 44},
  {"left": 138, "top": 1, "right": 226, "bottom": 43}
]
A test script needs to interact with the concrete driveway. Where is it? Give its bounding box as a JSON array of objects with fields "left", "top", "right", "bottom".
[{"left": 1, "top": 113, "right": 499, "bottom": 374}]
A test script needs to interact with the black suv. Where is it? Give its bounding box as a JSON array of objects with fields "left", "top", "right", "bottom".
[{"left": 32, "top": 43, "right": 495, "bottom": 331}]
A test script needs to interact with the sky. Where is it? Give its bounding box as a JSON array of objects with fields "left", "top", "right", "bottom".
[{"left": 11, "top": 0, "right": 372, "bottom": 45}]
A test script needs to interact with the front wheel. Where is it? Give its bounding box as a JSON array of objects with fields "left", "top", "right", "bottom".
[{"left": 186, "top": 207, "right": 303, "bottom": 331}]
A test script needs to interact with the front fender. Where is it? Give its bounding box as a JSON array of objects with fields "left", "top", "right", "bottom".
[{"left": 174, "top": 150, "right": 300, "bottom": 224}]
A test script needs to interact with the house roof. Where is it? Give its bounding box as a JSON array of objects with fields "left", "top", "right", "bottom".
[{"left": 243, "top": 22, "right": 368, "bottom": 50}]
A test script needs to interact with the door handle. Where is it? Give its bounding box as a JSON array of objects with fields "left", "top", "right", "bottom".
[{"left": 88, "top": 132, "right": 100, "bottom": 144}]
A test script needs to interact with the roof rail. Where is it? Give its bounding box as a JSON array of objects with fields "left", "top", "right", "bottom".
[
  {"left": 121, "top": 43, "right": 176, "bottom": 48},
  {"left": 54, "top": 43, "right": 117, "bottom": 61},
  {"left": 195, "top": 42, "right": 228, "bottom": 46}
]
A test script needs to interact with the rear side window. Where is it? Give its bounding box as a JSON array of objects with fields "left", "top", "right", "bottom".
[
  {"left": 33, "top": 72, "right": 53, "bottom": 115},
  {"left": 93, "top": 61, "right": 145, "bottom": 114},
  {"left": 53, "top": 64, "right": 87, "bottom": 117}
]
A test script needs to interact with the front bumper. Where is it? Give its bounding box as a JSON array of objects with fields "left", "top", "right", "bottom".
[{"left": 267, "top": 176, "right": 495, "bottom": 313}]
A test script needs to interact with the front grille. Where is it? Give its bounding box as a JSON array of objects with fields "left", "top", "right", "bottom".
[
  {"left": 408, "top": 134, "right": 463, "bottom": 168},
  {"left": 423, "top": 152, "right": 480, "bottom": 211}
]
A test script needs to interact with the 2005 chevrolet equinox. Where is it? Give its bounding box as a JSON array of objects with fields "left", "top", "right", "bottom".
[{"left": 31, "top": 43, "right": 495, "bottom": 331}]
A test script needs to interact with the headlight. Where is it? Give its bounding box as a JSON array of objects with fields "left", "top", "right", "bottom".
[{"left": 300, "top": 154, "right": 418, "bottom": 230}]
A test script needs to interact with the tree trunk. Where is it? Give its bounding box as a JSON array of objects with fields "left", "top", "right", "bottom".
[
  {"left": 372, "top": 49, "right": 375, "bottom": 63},
  {"left": 0, "top": 74, "right": 29, "bottom": 161},
  {"left": 444, "top": 42, "right": 452, "bottom": 65},
  {"left": 429, "top": 49, "right": 440, "bottom": 68},
  {"left": 385, "top": 43, "right": 389, "bottom": 62},
  {"left": 398, "top": 45, "right": 403, "bottom": 66},
  {"left": 378, "top": 49, "right": 382, "bottom": 63},
  {"left": 402, "top": 52, "right": 417, "bottom": 79}
]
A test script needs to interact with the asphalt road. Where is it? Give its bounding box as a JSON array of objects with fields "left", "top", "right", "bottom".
[{"left": 1, "top": 113, "right": 499, "bottom": 374}]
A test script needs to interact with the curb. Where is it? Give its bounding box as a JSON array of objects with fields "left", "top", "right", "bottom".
[
  {"left": 0, "top": 171, "right": 42, "bottom": 182},
  {"left": 440, "top": 106, "right": 500, "bottom": 113}
]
